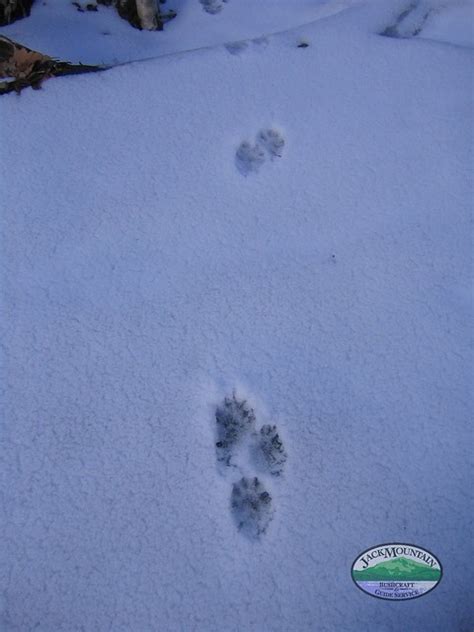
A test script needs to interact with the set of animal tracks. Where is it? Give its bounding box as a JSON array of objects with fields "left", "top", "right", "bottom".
[
  {"left": 214, "top": 393, "right": 287, "bottom": 538},
  {"left": 235, "top": 129, "right": 285, "bottom": 176}
]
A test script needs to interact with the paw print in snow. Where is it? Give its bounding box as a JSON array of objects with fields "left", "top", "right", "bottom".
[
  {"left": 214, "top": 393, "right": 287, "bottom": 538},
  {"left": 235, "top": 141, "right": 266, "bottom": 176},
  {"left": 380, "top": 3, "right": 433, "bottom": 39},
  {"left": 235, "top": 128, "right": 285, "bottom": 176},
  {"left": 200, "top": 0, "right": 228, "bottom": 15},
  {"left": 258, "top": 128, "right": 285, "bottom": 158},
  {"left": 215, "top": 393, "right": 256, "bottom": 466},
  {"left": 256, "top": 424, "right": 288, "bottom": 476},
  {"left": 225, "top": 41, "right": 248, "bottom": 55},
  {"left": 231, "top": 476, "right": 274, "bottom": 538}
]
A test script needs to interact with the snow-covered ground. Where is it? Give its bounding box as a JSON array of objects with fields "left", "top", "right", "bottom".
[{"left": 1, "top": 1, "right": 473, "bottom": 630}]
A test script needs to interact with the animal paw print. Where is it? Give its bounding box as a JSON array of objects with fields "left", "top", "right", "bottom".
[
  {"left": 215, "top": 392, "right": 287, "bottom": 538},
  {"left": 215, "top": 394, "right": 256, "bottom": 466},
  {"left": 380, "top": 2, "right": 432, "bottom": 39},
  {"left": 231, "top": 476, "right": 274, "bottom": 538},
  {"left": 225, "top": 36, "right": 268, "bottom": 56},
  {"left": 200, "top": 0, "right": 228, "bottom": 15},
  {"left": 225, "top": 41, "right": 248, "bottom": 56},
  {"left": 235, "top": 141, "right": 266, "bottom": 176},
  {"left": 257, "top": 129, "right": 285, "bottom": 158},
  {"left": 255, "top": 424, "right": 287, "bottom": 477},
  {"left": 235, "top": 128, "right": 285, "bottom": 176}
]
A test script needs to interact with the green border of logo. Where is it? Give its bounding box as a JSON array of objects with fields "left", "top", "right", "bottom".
[{"left": 351, "top": 542, "right": 443, "bottom": 602}]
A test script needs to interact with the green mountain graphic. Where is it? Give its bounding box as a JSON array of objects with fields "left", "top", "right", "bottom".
[{"left": 352, "top": 557, "right": 441, "bottom": 582}]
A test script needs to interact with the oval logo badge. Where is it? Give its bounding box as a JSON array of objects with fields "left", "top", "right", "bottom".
[{"left": 351, "top": 543, "right": 442, "bottom": 601}]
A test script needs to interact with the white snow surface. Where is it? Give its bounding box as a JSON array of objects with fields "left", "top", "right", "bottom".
[{"left": 1, "top": 1, "right": 473, "bottom": 630}]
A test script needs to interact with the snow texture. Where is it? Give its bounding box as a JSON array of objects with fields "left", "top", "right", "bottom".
[{"left": 1, "top": 0, "right": 473, "bottom": 630}]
